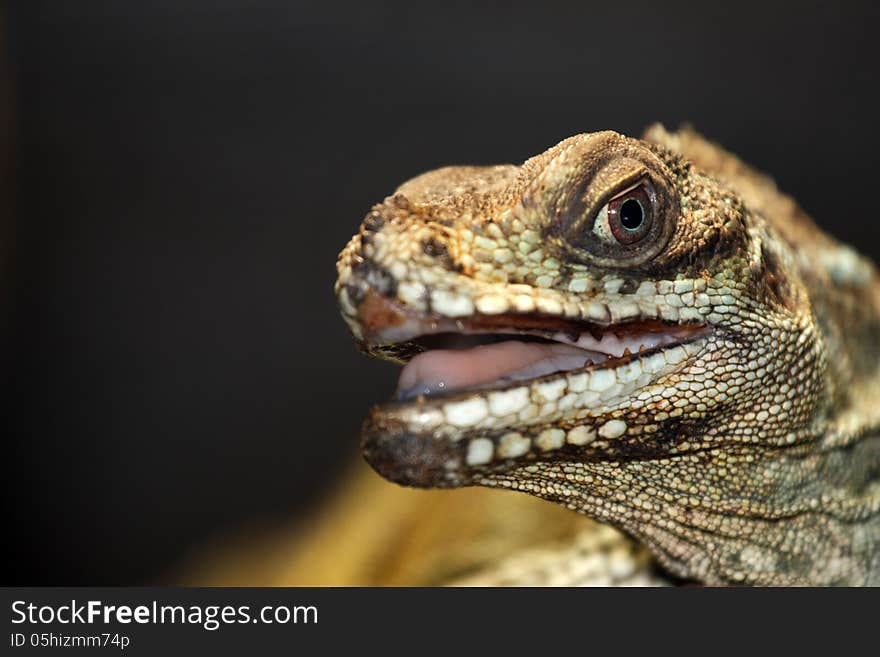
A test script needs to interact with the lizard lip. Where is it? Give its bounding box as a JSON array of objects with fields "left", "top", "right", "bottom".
[{"left": 355, "top": 291, "right": 709, "bottom": 402}]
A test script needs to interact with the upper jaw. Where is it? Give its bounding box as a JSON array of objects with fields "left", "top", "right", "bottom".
[{"left": 353, "top": 289, "right": 710, "bottom": 401}]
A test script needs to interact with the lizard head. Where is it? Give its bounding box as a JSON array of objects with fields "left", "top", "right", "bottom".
[{"left": 334, "top": 129, "right": 845, "bottom": 584}]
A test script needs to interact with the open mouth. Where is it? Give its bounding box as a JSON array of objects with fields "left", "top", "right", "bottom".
[
  {"left": 358, "top": 294, "right": 710, "bottom": 403},
  {"left": 349, "top": 291, "right": 712, "bottom": 486},
  {"left": 396, "top": 321, "right": 706, "bottom": 400}
]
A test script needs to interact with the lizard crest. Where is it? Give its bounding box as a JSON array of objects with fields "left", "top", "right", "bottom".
[{"left": 335, "top": 126, "right": 880, "bottom": 585}]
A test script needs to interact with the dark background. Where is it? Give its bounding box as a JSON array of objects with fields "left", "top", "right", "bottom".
[{"left": 4, "top": 1, "right": 879, "bottom": 584}]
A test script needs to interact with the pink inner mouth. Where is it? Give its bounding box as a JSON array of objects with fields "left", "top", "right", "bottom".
[
  {"left": 395, "top": 325, "right": 703, "bottom": 400},
  {"left": 397, "top": 340, "right": 603, "bottom": 398}
]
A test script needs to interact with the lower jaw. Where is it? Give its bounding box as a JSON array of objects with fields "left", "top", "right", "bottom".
[
  {"left": 368, "top": 334, "right": 707, "bottom": 444},
  {"left": 361, "top": 336, "right": 708, "bottom": 489}
]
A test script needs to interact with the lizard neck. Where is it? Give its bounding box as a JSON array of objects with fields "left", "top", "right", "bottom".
[{"left": 487, "top": 432, "right": 880, "bottom": 585}]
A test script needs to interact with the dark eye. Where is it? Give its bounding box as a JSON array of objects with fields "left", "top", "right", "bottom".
[{"left": 593, "top": 183, "right": 654, "bottom": 246}]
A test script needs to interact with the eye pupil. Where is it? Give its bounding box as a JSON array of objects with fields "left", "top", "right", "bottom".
[
  {"left": 619, "top": 198, "right": 644, "bottom": 230},
  {"left": 591, "top": 181, "right": 656, "bottom": 248}
]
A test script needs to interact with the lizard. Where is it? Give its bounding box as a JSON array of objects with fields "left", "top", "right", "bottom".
[{"left": 334, "top": 125, "right": 880, "bottom": 586}]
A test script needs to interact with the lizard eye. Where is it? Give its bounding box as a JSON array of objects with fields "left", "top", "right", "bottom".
[
  {"left": 592, "top": 182, "right": 655, "bottom": 246},
  {"left": 552, "top": 152, "right": 678, "bottom": 269}
]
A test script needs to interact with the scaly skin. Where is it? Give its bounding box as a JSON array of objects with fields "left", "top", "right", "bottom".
[{"left": 335, "top": 126, "right": 880, "bottom": 585}]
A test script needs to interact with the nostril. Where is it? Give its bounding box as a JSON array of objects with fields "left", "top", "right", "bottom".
[
  {"left": 361, "top": 211, "right": 386, "bottom": 234},
  {"left": 349, "top": 259, "right": 397, "bottom": 299}
]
